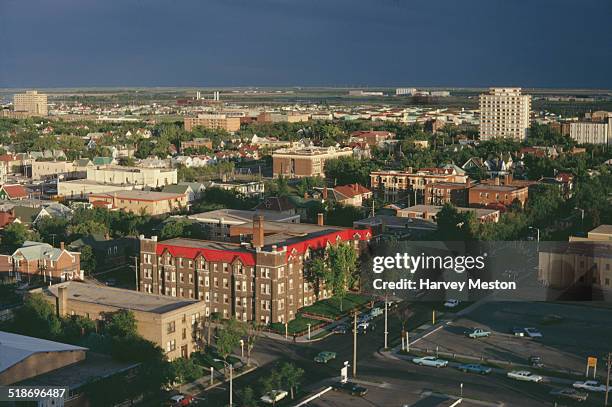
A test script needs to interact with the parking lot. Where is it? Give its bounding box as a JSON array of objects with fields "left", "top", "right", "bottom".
[{"left": 413, "top": 301, "right": 612, "bottom": 374}]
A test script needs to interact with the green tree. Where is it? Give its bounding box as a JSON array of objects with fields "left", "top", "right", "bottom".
[
  {"left": 80, "top": 245, "right": 97, "bottom": 275},
  {"left": 328, "top": 243, "right": 358, "bottom": 312},
  {"left": 62, "top": 315, "right": 97, "bottom": 343},
  {"left": 259, "top": 370, "right": 283, "bottom": 406},
  {"left": 305, "top": 256, "right": 330, "bottom": 301},
  {"left": 216, "top": 318, "right": 246, "bottom": 369},
  {"left": 35, "top": 216, "right": 69, "bottom": 245},
  {"left": 171, "top": 357, "right": 204, "bottom": 384},
  {"left": 11, "top": 293, "right": 62, "bottom": 339},
  {"left": 68, "top": 220, "right": 108, "bottom": 238},
  {"left": 1, "top": 222, "right": 39, "bottom": 251},
  {"left": 238, "top": 387, "right": 258, "bottom": 407},
  {"left": 280, "top": 362, "right": 304, "bottom": 400},
  {"left": 103, "top": 309, "right": 137, "bottom": 338}
]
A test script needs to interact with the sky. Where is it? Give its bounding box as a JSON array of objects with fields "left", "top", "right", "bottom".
[{"left": 1, "top": 0, "right": 611, "bottom": 88}]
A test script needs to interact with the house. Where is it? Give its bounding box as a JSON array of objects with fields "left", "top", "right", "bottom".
[
  {"left": 397, "top": 204, "right": 500, "bottom": 223},
  {"left": 162, "top": 184, "right": 197, "bottom": 202},
  {"left": 254, "top": 196, "right": 297, "bottom": 216},
  {"left": 468, "top": 181, "right": 529, "bottom": 209},
  {"left": 312, "top": 184, "right": 373, "bottom": 207},
  {"left": 0, "top": 184, "right": 29, "bottom": 200},
  {"left": 3, "top": 241, "right": 82, "bottom": 282},
  {"left": 69, "top": 234, "right": 139, "bottom": 269}
]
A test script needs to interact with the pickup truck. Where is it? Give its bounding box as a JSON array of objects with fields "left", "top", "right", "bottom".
[{"left": 464, "top": 328, "right": 491, "bottom": 339}]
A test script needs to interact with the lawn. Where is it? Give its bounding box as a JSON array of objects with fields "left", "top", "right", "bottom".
[
  {"left": 269, "top": 314, "right": 322, "bottom": 335},
  {"left": 300, "top": 293, "right": 372, "bottom": 319},
  {"left": 191, "top": 349, "right": 241, "bottom": 371}
]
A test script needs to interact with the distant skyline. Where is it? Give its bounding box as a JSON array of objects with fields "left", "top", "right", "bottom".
[{"left": 1, "top": 0, "right": 611, "bottom": 89}]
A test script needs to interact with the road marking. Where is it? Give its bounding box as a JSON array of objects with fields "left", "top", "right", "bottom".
[{"left": 410, "top": 322, "right": 448, "bottom": 346}]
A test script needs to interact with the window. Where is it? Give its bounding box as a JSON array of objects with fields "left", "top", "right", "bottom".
[
  {"left": 167, "top": 321, "right": 176, "bottom": 334},
  {"left": 166, "top": 339, "right": 176, "bottom": 352}
]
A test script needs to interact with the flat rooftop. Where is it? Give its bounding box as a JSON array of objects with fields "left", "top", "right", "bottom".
[
  {"left": 189, "top": 209, "right": 296, "bottom": 224},
  {"left": 589, "top": 224, "right": 612, "bottom": 238},
  {"left": 160, "top": 237, "right": 248, "bottom": 252},
  {"left": 37, "top": 282, "right": 200, "bottom": 314},
  {"left": 400, "top": 205, "right": 499, "bottom": 217},
  {"left": 90, "top": 190, "right": 185, "bottom": 201}
]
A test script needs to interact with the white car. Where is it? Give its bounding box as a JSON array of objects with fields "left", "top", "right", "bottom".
[
  {"left": 524, "top": 328, "right": 543, "bottom": 338},
  {"left": 444, "top": 299, "right": 460, "bottom": 308},
  {"left": 573, "top": 380, "right": 607, "bottom": 392},
  {"left": 260, "top": 390, "right": 288, "bottom": 404},
  {"left": 412, "top": 356, "right": 449, "bottom": 368},
  {"left": 507, "top": 370, "right": 543, "bottom": 383}
]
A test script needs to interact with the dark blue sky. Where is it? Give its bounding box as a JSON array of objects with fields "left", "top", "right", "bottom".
[{"left": 1, "top": 0, "right": 611, "bottom": 88}]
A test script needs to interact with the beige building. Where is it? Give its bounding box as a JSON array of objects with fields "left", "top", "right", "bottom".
[
  {"left": 13, "top": 90, "right": 48, "bottom": 117},
  {"left": 479, "top": 88, "right": 531, "bottom": 141},
  {"left": 57, "top": 179, "right": 138, "bottom": 199},
  {"left": 272, "top": 146, "right": 353, "bottom": 178},
  {"left": 31, "top": 160, "right": 77, "bottom": 180},
  {"left": 87, "top": 166, "right": 177, "bottom": 188},
  {"left": 569, "top": 121, "right": 610, "bottom": 145},
  {"left": 184, "top": 114, "right": 241, "bottom": 132},
  {"left": 88, "top": 190, "right": 188, "bottom": 215},
  {"left": 33, "top": 282, "right": 206, "bottom": 360}
]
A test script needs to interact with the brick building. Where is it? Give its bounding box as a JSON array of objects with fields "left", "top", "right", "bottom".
[
  {"left": 370, "top": 166, "right": 469, "bottom": 200},
  {"left": 138, "top": 216, "right": 370, "bottom": 324},
  {"left": 88, "top": 190, "right": 188, "bottom": 215},
  {"left": 424, "top": 181, "right": 471, "bottom": 206},
  {"left": 32, "top": 282, "right": 205, "bottom": 360},
  {"left": 272, "top": 146, "right": 353, "bottom": 178},
  {"left": 468, "top": 182, "right": 529, "bottom": 208},
  {"left": 1, "top": 241, "right": 82, "bottom": 282},
  {"left": 184, "top": 114, "right": 241, "bottom": 132},
  {"left": 180, "top": 138, "right": 213, "bottom": 152}
]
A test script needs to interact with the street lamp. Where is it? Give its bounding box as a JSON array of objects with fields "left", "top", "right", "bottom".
[
  {"left": 214, "top": 359, "right": 233, "bottom": 407},
  {"left": 307, "top": 323, "right": 311, "bottom": 341},
  {"left": 574, "top": 207, "right": 585, "bottom": 230}
]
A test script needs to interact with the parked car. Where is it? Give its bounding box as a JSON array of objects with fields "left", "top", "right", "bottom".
[
  {"left": 370, "top": 307, "right": 383, "bottom": 317},
  {"left": 573, "top": 380, "right": 607, "bottom": 392},
  {"left": 550, "top": 388, "right": 589, "bottom": 402},
  {"left": 331, "top": 381, "right": 368, "bottom": 396},
  {"left": 457, "top": 364, "right": 492, "bottom": 375},
  {"left": 511, "top": 327, "right": 525, "bottom": 337},
  {"left": 168, "top": 394, "right": 193, "bottom": 406},
  {"left": 332, "top": 324, "right": 348, "bottom": 334},
  {"left": 444, "top": 299, "right": 460, "bottom": 308},
  {"left": 524, "top": 327, "right": 543, "bottom": 338},
  {"left": 353, "top": 321, "right": 375, "bottom": 334},
  {"left": 507, "top": 370, "right": 543, "bottom": 383},
  {"left": 528, "top": 356, "right": 544, "bottom": 368},
  {"left": 260, "top": 390, "right": 288, "bottom": 404},
  {"left": 412, "top": 356, "right": 449, "bottom": 368},
  {"left": 314, "top": 351, "right": 337, "bottom": 363},
  {"left": 465, "top": 328, "right": 491, "bottom": 339}
]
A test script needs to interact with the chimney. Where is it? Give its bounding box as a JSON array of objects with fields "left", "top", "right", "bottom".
[
  {"left": 466, "top": 178, "right": 472, "bottom": 188},
  {"left": 253, "top": 215, "right": 265, "bottom": 249},
  {"left": 60, "top": 241, "right": 65, "bottom": 251},
  {"left": 57, "top": 285, "right": 68, "bottom": 317},
  {"left": 495, "top": 177, "right": 500, "bottom": 186},
  {"left": 317, "top": 213, "right": 324, "bottom": 226}
]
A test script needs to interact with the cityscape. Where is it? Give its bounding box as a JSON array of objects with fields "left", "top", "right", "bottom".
[{"left": 1, "top": 1, "right": 612, "bottom": 407}]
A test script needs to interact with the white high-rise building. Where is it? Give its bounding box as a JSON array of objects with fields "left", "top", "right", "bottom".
[
  {"left": 13, "top": 90, "right": 48, "bottom": 117},
  {"left": 479, "top": 88, "right": 531, "bottom": 141}
]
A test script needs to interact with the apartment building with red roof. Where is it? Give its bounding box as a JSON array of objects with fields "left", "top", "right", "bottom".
[{"left": 138, "top": 215, "right": 371, "bottom": 324}]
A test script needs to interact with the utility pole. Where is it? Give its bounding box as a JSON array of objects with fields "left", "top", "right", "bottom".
[
  {"left": 130, "top": 256, "right": 139, "bottom": 291},
  {"left": 353, "top": 311, "right": 357, "bottom": 378},
  {"left": 605, "top": 352, "right": 611, "bottom": 406},
  {"left": 384, "top": 295, "right": 388, "bottom": 349}
]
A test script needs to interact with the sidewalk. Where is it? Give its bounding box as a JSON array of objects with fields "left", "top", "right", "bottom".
[{"left": 180, "top": 357, "right": 259, "bottom": 395}]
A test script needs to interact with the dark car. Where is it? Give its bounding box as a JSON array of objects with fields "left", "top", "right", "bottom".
[
  {"left": 457, "top": 363, "right": 492, "bottom": 375},
  {"left": 332, "top": 324, "right": 348, "bottom": 334},
  {"left": 550, "top": 388, "right": 588, "bottom": 402},
  {"left": 511, "top": 327, "right": 525, "bottom": 337},
  {"left": 529, "top": 356, "right": 544, "bottom": 368},
  {"left": 331, "top": 381, "right": 368, "bottom": 397}
]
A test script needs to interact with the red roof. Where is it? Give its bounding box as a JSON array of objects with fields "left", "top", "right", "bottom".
[
  {"left": 1, "top": 184, "right": 28, "bottom": 199},
  {"left": 334, "top": 184, "right": 371, "bottom": 198},
  {"left": 155, "top": 228, "right": 371, "bottom": 265},
  {"left": 156, "top": 244, "right": 256, "bottom": 266}
]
